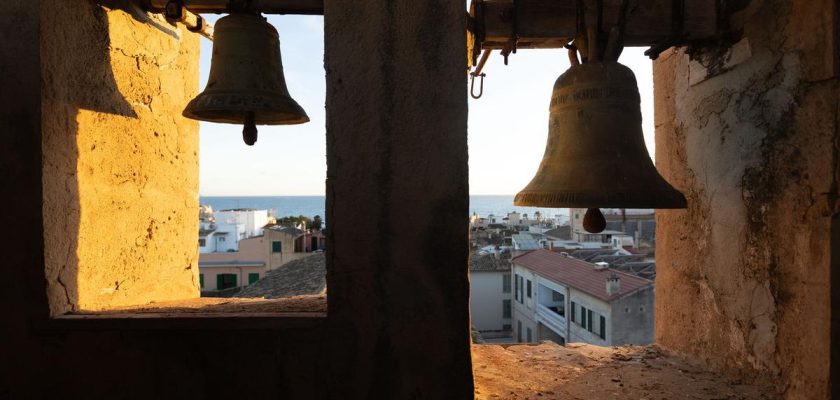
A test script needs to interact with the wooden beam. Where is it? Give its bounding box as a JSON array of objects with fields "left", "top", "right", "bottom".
[
  {"left": 144, "top": 0, "right": 324, "bottom": 15},
  {"left": 474, "top": 0, "right": 718, "bottom": 50}
]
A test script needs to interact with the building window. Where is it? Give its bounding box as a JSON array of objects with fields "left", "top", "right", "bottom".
[
  {"left": 502, "top": 274, "right": 511, "bottom": 293},
  {"left": 248, "top": 273, "right": 260, "bottom": 285},
  {"left": 571, "top": 301, "right": 576, "bottom": 322},
  {"left": 526, "top": 280, "right": 532, "bottom": 298},
  {"left": 503, "top": 324, "right": 512, "bottom": 331},
  {"left": 587, "top": 309, "right": 593, "bottom": 332},
  {"left": 517, "top": 320, "right": 522, "bottom": 342},
  {"left": 272, "top": 240, "right": 282, "bottom": 253},
  {"left": 526, "top": 327, "right": 532, "bottom": 342},
  {"left": 218, "top": 236, "right": 226, "bottom": 242},
  {"left": 514, "top": 274, "right": 519, "bottom": 301},
  {"left": 580, "top": 305, "right": 587, "bottom": 327},
  {"left": 199, "top": 273, "right": 204, "bottom": 288},
  {"left": 599, "top": 315, "right": 606, "bottom": 340},
  {"left": 503, "top": 299, "right": 511, "bottom": 319},
  {"left": 216, "top": 273, "right": 237, "bottom": 290},
  {"left": 552, "top": 291, "right": 564, "bottom": 302},
  {"left": 199, "top": 238, "right": 206, "bottom": 247}
]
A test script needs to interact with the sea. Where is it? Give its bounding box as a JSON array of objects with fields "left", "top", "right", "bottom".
[{"left": 200, "top": 195, "right": 569, "bottom": 223}]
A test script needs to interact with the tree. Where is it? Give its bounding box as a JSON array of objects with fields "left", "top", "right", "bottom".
[
  {"left": 311, "top": 215, "right": 323, "bottom": 231},
  {"left": 276, "top": 215, "right": 312, "bottom": 228}
]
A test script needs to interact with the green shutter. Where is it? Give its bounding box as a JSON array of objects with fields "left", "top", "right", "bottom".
[
  {"left": 272, "top": 241, "right": 282, "bottom": 253},
  {"left": 217, "top": 274, "right": 238, "bottom": 290},
  {"left": 599, "top": 315, "right": 606, "bottom": 339},
  {"left": 581, "top": 306, "right": 587, "bottom": 327},
  {"left": 571, "top": 302, "right": 576, "bottom": 322},
  {"left": 503, "top": 299, "right": 512, "bottom": 319},
  {"left": 587, "top": 310, "right": 594, "bottom": 332},
  {"left": 199, "top": 274, "right": 204, "bottom": 288},
  {"left": 248, "top": 273, "right": 260, "bottom": 284}
]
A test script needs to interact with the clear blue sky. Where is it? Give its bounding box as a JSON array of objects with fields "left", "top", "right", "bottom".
[{"left": 197, "top": 15, "right": 655, "bottom": 196}]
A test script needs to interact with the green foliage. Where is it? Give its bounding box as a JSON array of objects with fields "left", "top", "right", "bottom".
[
  {"left": 311, "top": 215, "right": 323, "bottom": 231},
  {"left": 276, "top": 215, "right": 313, "bottom": 228}
]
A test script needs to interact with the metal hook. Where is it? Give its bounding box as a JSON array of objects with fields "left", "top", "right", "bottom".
[{"left": 470, "top": 73, "right": 486, "bottom": 99}]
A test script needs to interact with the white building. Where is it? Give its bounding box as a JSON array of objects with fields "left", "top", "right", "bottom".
[
  {"left": 469, "top": 252, "right": 512, "bottom": 334},
  {"left": 510, "top": 249, "right": 654, "bottom": 346},
  {"left": 199, "top": 208, "right": 270, "bottom": 253},
  {"left": 214, "top": 209, "right": 269, "bottom": 239}
]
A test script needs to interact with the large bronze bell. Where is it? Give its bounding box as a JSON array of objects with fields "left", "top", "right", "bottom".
[
  {"left": 183, "top": 13, "right": 309, "bottom": 146},
  {"left": 514, "top": 62, "right": 686, "bottom": 229}
]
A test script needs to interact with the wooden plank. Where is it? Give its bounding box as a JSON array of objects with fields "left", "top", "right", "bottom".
[
  {"left": 144, "top": 0, "right": 325, "bottom": 15},
  {"left": 476, "top": 0, "right": 717, "bottom": 50}
]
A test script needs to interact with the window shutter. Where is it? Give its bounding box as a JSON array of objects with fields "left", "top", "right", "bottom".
[
  {"left": 581, "top": 306, "right": 587, "bottom": 327},
  {"left": 571, "top": 302, "right": 576, "bottom": 322},
  {"left": 599, "top": 315, "right": 606, "bottom": 339}
]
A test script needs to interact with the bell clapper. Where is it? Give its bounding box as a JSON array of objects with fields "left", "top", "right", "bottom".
[
  {"left": 583, "top": 208, "right": 607, "bottom": 233},
  {"left": 243, "top": 111, "right": 257, "bottom": 146}
]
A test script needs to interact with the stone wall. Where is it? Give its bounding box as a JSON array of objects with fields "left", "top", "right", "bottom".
[
  {"left": 2, "top": 0, "right": 473, "bottom": 398},
  {"left": 41, "top": 0, "right": 200, "bottom": 314},
  {"left": 653, "top": 0, "right": 838, "bottom": 398},
  {"left": 324, "top": 0, "right": 474, "bottom": 397}
]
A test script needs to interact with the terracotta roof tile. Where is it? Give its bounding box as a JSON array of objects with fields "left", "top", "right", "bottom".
[{"left": 512, "top": 249, "right": 652, "bottom": 302}]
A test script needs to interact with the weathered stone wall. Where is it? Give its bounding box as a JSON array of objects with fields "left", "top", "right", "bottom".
[
  {"left": 41, "top": 0, "right": 200, "bottom": 314},
  {"left": 2, "top": 0, "right": 474, "bottom": 398},
  {"left": 654, "top": 0, "right": 838, "bottom": 398},
  {"left": 324, "top": 0, "right": 474, "bottom": 397}
]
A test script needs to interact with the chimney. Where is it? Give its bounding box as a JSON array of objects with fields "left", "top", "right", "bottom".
[
  {"left": 606, "top": 273, "right": 621, "bottom": 296},
  {"left": 594, "top": 261, "right": 609, "bottom": 271}
]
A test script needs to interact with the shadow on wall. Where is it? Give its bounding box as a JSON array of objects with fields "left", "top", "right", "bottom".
[
  {"left": 42, "top": 0, "right": 197, "bottom": 315},
  {"left": 42, "top": 1, "right": 134, "bottom": 315}
]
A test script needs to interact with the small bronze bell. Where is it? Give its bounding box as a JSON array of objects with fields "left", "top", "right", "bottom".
[
  {"left": 514, "top": 61, "right": 686, "bottom": 231},
  {"left": 183, "top": 13, "right": 309, "bottom": 145}
]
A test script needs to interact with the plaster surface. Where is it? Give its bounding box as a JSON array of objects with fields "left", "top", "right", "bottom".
[
  {"left": 40, "top": 0, "right": 200, "bottom": 314},
  {"left": 653, "top": 0, "right": 838, "bottom": 398}
]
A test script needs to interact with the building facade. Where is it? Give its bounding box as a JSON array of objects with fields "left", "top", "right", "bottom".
[
  {"left": 511, "top": 250, "right": 654, "bottom": 346},
  {"left": 198, "top": 226, "right": 326, "bottom": 293},
  {"left": 469, "top": 253, "right": 512, "bottom": 333}
]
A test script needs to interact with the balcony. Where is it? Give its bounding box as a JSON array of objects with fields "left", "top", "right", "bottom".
[{"left": 536, "top": 304, "right": 566, "bottom": 335}]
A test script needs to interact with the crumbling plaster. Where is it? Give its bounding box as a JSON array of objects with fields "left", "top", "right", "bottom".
[
  {"left": 40, "top": 0, "right": 200, "bottom": 314},
  {"left": 654, "top": 0, "right": 837, "bottom": 398}
]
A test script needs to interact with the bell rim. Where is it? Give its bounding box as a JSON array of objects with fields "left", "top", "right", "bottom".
[
  {"left": 181, "top": 110, "right": 310, "bottom": 125},
  {"left": 513, "top": 190, "right": 687, "bottom": 209},
  {"left": 183, "top": 91, "right": 309, "bottom": 125}
]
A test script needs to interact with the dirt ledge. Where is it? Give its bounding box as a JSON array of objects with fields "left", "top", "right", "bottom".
[{"left": 472, "top": 341, "right": 778, "bottom": 399}]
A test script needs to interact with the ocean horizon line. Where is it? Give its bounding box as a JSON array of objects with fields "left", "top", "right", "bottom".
[{"left": 200, "top": 194, "right": 520, "bottom": 197}]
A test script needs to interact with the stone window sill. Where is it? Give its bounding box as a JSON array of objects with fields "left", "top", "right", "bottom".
[{"left": 41, "top": 295, "right": 327, "bottom": 331}]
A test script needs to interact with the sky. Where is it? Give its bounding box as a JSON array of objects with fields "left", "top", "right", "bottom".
[{"left": 197, "top": 14, "right": 655, "bottom": 196}]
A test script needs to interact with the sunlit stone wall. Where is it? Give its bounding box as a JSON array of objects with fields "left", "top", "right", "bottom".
[{"left": 41, "top": 1, "right": 200, "bottom": 314}]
